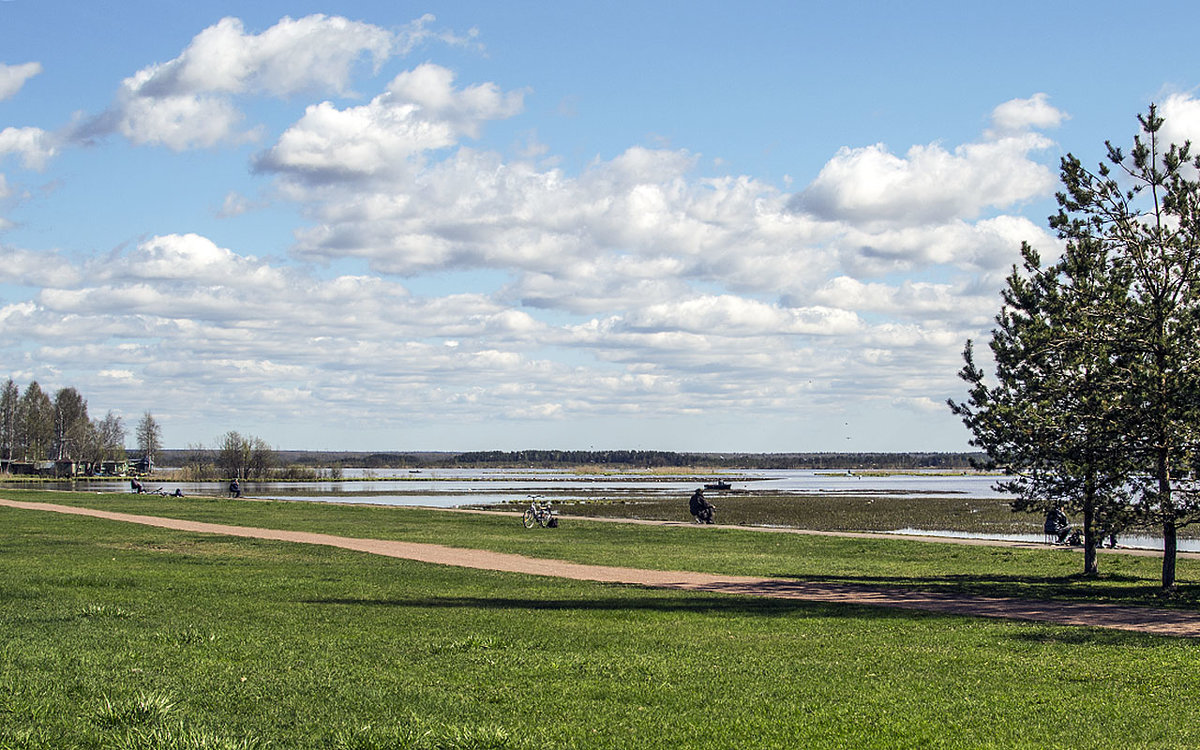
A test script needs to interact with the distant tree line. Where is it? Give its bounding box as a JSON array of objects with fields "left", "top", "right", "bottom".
[
  {"left": 441, "top": 450, "right": 982, "bottom": 470},
  {"left": 0, "top": 379, "right": 126, "bottom": 471},
  {"left": 149, "top": 449, "right": 983, "bottom": 472},
  {"left": 0, "top": 379, "right": 285, "bottom": 481}
]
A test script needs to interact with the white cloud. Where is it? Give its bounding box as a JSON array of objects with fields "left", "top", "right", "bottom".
[
  {"left": 0, "top": 248, "right": 82, "bottom": 287},
  {"left": 793, "top": 134, "right": 1056, "bottom": 225},
  {"left": 82, "top": 14, "right": 402, "bottom": 150},
  {"left": 281, "top": 144, "right": 809, "bottom": 283},
  {"left": 622, "top": 295, "right": 862, "bottom": 337},
  {"left": 156, "top": 15, "right": 393, "bottom": 97},
  {"left": 1, "top": 42, "right": 1063, "bottom": 447},
  {"left": 110, "top": 87, "right": 249, "bottom": 150},
  {"left": 117, "top": 233, "right": 285, "bottom": 286},
  {"left": 1159, "top": 92, "right": 1200, "bottom": 152},
  {"left": 829, "top": 214, "right": 1055, "bottom": 276},
  {"left": 216, "top": 191, "right": 264, "bottom": 218},
  {"left": 0, "top": 127, "right": 58, "bottom": 170},
  {"left": 98, "top": 369, "right": 140, "bottom": 384},
  {"left": 989, "top": 93, "right": 1067, "bottom": 134},
  {"left": 256, "top": 63, "right": 523, "bottom": 180},
  {"left": 0, "top": 62, "right": 42, "bottom": 101},
  {"left": 892, "top": 395, "right": 949, "bottom": 413}
]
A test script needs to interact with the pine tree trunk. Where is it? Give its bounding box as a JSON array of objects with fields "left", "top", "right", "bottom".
[
  {"left": 1083, "top": 490, "right": 1098, "bottom": 576},
  {"left": 1163, "top": 517, "right": 1178, "bottom": 589},
  {"left": 1158, "top": 436, "right": 1177, "bottom": 589}
]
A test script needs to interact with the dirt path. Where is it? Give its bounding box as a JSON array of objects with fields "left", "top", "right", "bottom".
[{"left": 5, "top": 497, "right": 1200, "bottom": 638}]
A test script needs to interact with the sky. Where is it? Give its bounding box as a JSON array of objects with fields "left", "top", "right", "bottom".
[{"left": 3, "top": 1, "right": 1200, "bottom": 453}]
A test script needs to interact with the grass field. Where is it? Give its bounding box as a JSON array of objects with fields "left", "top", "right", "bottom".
[{"left": 3, "top": 489, "right": 1200, "bottom": 748}]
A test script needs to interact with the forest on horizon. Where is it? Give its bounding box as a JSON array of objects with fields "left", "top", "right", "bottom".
[{"left": 153, "top": 448, "right": 987, "bottom": 471}]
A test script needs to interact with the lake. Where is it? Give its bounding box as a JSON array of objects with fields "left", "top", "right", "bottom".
[{"left": 24, "top": 468, "right": 1006, "bottom": 506}]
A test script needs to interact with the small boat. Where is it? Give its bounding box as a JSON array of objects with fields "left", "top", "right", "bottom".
[{"left": 704, "top": 481, "right": 731, "bottom": 491}]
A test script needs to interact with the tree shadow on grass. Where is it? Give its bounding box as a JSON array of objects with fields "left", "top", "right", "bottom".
[
  {"left": 1006, "top": 628, "right": 1154, "bottom": 646},
  {"left": 298, "top": 593, "right": 1162, "bottom": 643},
  {"left": 305, "top": 593, "right": 843, "bottom": 617},
  {"left": 760, "top": 572, "right": 1200, "bottom": 610}
]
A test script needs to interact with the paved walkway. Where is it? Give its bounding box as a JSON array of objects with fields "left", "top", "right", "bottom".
[{"left": 4, "top": 497, "right": 1199, "bottom": 638}]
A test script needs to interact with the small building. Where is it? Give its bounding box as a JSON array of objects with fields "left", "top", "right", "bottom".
[{"left": 54, "top": 460, "right": 78, "bottom": 478}]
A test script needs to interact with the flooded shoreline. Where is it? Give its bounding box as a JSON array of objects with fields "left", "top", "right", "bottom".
[{"left": 7, "top": 468, "right": 1191, "bottom": 549}]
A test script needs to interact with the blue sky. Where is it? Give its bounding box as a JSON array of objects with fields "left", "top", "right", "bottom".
[{"left": 3, "top": 1, "right": 1200, "bottom": 453}]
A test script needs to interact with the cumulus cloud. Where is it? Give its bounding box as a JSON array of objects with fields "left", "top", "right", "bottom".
[
  {"left": 989, "top": 92, "right": 1068, "bottom": 135},
  {"left": 0, "top": 17, "right": 1062, "bottom": 449},
  {"left": 215, "top": 84, "right": 1068, "bottom": 438},
  {"left": 144, "top": 14, "right": 393, "bottom": 97},
  {"left": 791, "top": 133, "right": 1056, "bottom": 225},
  {"left": 281, "top": 143, "right": 810, "bottom": 285},
  {"left": 0, "top": 247, "right": 82, "bottom": 287},
  {"left": 1158, "top": 92, "right": 1200, "bottom": 151},
  {"left": 74, "top": 14, "right": 411, "bottom": 150},
  {"left": 0, "top": 127, "right": 58, "bottom": 170},
  {"left": 0, "top": 62, "right": 42, "bottom": 101},
  {"left": 622, "top": 296, "right": 862, "bottom": 337},
  {"left": 787, "top": 95, "right": 1063, "bottom": 233},
  {"left": 255, "top": 63, "right": 524, "bottom": 180}
]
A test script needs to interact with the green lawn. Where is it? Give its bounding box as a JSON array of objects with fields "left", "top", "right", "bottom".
[{"left": 3, "top": 490, "right": 1200, "bottom": 748}]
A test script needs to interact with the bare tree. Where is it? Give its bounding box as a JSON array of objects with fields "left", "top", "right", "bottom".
[
  {"left": 52, "top": 387, "right": 89, "bottom": 462},
  {"left": 136, "top": 412, "right": 163, "bottom": 467}
]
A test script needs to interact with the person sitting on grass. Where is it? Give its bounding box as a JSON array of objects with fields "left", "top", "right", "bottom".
[
  {"left": 1044, "top": 506, "right": 1070, "bottom": 544},
  {"left": 689, "top": 488, "right": 715, "bottom": 524}
]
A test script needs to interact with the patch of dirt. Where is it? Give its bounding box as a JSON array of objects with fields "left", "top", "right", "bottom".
[{"left": 4, "top": 497, "right": 1199, "bottom": 638}]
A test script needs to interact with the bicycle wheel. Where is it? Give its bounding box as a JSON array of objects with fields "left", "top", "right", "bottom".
[
  {"left": 536, "top": 510, "right": 548, "bottom": 528},
  {"left": 522, "top": 508, "right": 536, "bottom": 528}
]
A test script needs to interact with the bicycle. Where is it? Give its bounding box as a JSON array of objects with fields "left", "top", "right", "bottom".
[{"left": 522, "top": 496, "right": 558, "bottom": 528}]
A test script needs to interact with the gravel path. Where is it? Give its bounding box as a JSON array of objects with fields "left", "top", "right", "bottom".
[{"left": 5, "top": 497, "right": 1199, "bottom": 638}]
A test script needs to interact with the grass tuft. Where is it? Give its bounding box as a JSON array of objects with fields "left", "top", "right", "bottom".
[
  {"left": 94, "top": 691, "right": 177, "bottom": 730},
  {"left": 111, "top": 723, "right": 266, "bottom": 750},
  {"left": 429, "top": 634, "right": 500, "bottom": 654},
  {"left": 158, "top": 627, "right": 220, "bottom": 647},
  {"left": 78, "top": 602, "right": 135, "bottom": 619}
]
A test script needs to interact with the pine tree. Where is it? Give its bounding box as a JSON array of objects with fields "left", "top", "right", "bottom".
[
  {"left": 1053, "top": 105, "right": 1200, "bottom": 588},
  {"left": 0, "top": 379, "right": 18, "bottom": 464},
  {"left": 19, "top": 382, "right": 54, "bottom": 462},
  {"left": 950, "top": 239, "right": 1133, "bottom": 576}
]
